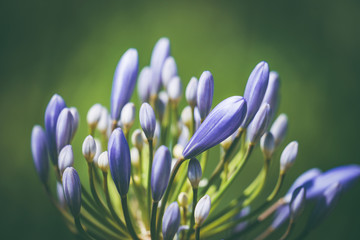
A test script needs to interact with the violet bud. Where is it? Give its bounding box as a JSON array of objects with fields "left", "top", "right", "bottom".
[
  {"left": 270, "top": 114, "right": 288, "bottom": 147},
  {"left": 151, "top": 146, "right": 172, "bottom": 202},
  {"left": 289, "top": 187, "right": 306, "bottom": 220},
  {"left": 97, "top": 107, "right": 109, "bottom": 133},
  {"left": 260, "top": 132, "right": 275, "bottom": 159},
  {"left": 58, "top": 145, "right": 74, "bottom": 175},
  {"left": 98, "top": 151, "right": 109, "bottom": 173},
  {"left": 131, "top": 129, "right": 144, "bottom": 150},
  {"left": 241, "top": 61, "right": 269, "bottom": 128},
  {"left": 82, "top": 135, "right": 96, "bottom": 163},
  {"left": 197, "top": 71, "right": 214, "bottom": 120},
  {"left": 162, "top": 56, "right": 178, "bottom": 88},
  {"left": 56, "top": 108, "right": 74, "bottom": 154},
  {"left": 262, "top": 71, "right": 280, "bottom": 121},
  {"left": 139, "top": 103, "right": 156, "bottom": 140},
  {"left": 246, "top": 103, "right": 271, "bottom": 145},
  {"left": 182, "top": 96, "right": 247, "bottom": 159},
  {"left": 167, "top": 76, "right": 182, "bottom": 103},
  {"left": 56, "top": 181, "right": 66, "bottom": 209},
  {"left": 162, "top": 202, "right": 181, "bottom": 240},
  {"left": 186, "top": 77, "right": 198, "bottom": 108},
  {"left": 62, "top": 167, "right": 82, "bottom": 217},
  {"left": 45, "top": 94, "right": 66, "bottom": 164},
  {"left": 157, "top": 91, "right": 168, "bottom": 122},
  {"left": 111, "top": 48, "right": 139, "bottom": 121},
  {"left": 137, "top": 66, "right": 152, "bottom": 103},
  {"left": 69, "top": 107, "right": 79, "bottom": 140},
  {"left": 87, "top": 103, "right": 103, "bottom": 128},
  {"left": 120, "top": 102, "right": 136, "bottom": 130},
  {"left": 108, "top": 128, "right": 131, "bottom": 197},
  {"left": 280, "top": 141, "right": 298, "bottom": 173},
  {"left": 194, "top": 194, "right": 211, "bottom": 226},
  {"left": 150, "top": 38, "right": 170, "bottom": 95},
  {"left": 188, "top": 158, "right": 202, "bottom": 189},
  {"left": 31, "top": 125, "right": 49, "bottom": 184}
]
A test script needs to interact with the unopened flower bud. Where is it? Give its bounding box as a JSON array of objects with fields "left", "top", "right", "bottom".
[
  {"left": 178, "top": 192, "right": 189, "bottom": 208},
  {"left": 98, "top": 151, "right": 109, "bottom": 173},
  {"left": 162, "top": 56, "right": 178, "bottom": 88},
  {"left": 56, "top": 181, "right": 66, "bottom": 209},
  {"left": 173, "top": 144, "right": 184, "bottom": 159},
  {"left": 270, "top": 114, "right": 288, "bottom": 147},
  {"left": 246, "top": 103, "right": 271, "bottom": 145},
  {"left": 130, "top": 147, "right": 140, "bottom": 168},
  {"left": 188, "top": 158, "right": 202, "bottom": 189},
  {"left": 162, "top": 202, "right": 181, "bottom": 240},
  {"left": 178, "top": 125, "right": 190, "bottom": 148},
  {"left": 69, "top": 107, "right": 79, "bottom": 140},
  {"left": 221, "top": 131, "right": 237, "bottom": 151},
  {"left": 58, "top": 145, "right": 74, "bottom": 175},
  {"left": 156, "top": 92, "right": 168, "bottom": 122},
  {"left": 62, "top": 167, "right": 82, "bottom": 217},
  {"left": 131, "top": 129, "right": 144, "bottom": 150},
  {"left": 260, "top": 132, "right": 275, "bottom": 159},
  {"left": 93, "top": 139, "right": 102, "bottom": 166},
  {"left": 186, "top": 77, "right": 198, "bottom": 108},
  {"left": 181, "top": 106, "right": 192, "bottom": 129},
  {"left": 56, "top": 108, "right": 74, "bottom": 154},
  {"left": 280, "top": 141, "right": 298, "bottom": 172},
  {"left": 140, "top": 103, "right": 156, "bottom": 140},
  {"left": 87, "top": 103, "right": 103, "bottom": 128},
  {"left": 31, "top": 125, "right": 49, "bottom": 184},
  {"left": 289, "top": 187, "right": 306, "bottom": 220},
  {"left": 197, "top": 71, "right": 214, "bottom": 120},
  {"left": 150, "top": 38, "right": 170, "bottom": 95},
  {"left": 121, "top": 102, "right": 136, "bottom": 130},
  {"left": 138, "top": 66, "right": 152, "bottom": 103},
  {"left": 82, "top": 135, "right": 96, "bottom": 163},
  {"left": 167, "top": 76, "right": 182, "bottom": 103},
  {"left": 151, "top": 146, "right": 172, "bottom": 202},
  {"left": 97, "top": 107, "right": 109, "bottom": 133},
  {"left": 194, "top": 194, "right": 211, "bottom": 226},
  {"left": 262, "top": 71, "right": 280, "bottom": 121}
]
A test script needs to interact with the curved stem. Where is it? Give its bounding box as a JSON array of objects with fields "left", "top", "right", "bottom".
[
  {"left": 121, "top": 196, "right": 139, "bottom": 240},
  {"left": 75, "top": 216, "right": 93, "bottom": 240},
  {"left": 280, "top": 219, "right": 294, "bottom": 240},
  {"left": 88, "top": 163, "right": 108, "bottom": 214},
  {"left": 151, "top": 201, "right": 159, "bottom": 240},
  {"left": 147, "top": 139, "right": 154, "bottom": 220},
  {"left": 186, "top": 188, "right": 198, "bottom": 240}
]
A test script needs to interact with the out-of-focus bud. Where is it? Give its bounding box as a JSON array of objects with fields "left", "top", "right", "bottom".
[
  {"left": 58, "top": 145, "right": 74, "bottom": 175},
  {"left": 82, "top": 135, "right": 96, "bottom": 163},
  {"left": 178, "top": 125, "right": 190, "bottom": 148},
  {"left": 93, "top": 139, "right": 102, "bottom": 166},
  {"left": 121, "top": 102, "right": 136, "bottom": 131},
  {"left": 181, "top": 106, "right": 192, "bottom": 129},
  {"left": 87, "top": 104, "right": 103, "bottom": 129},
  {"left": 157, "top": 91, "right": 168, "bottom": 122},
  {"left": 246, "top": 103, "right": 271, "bottom": 145},
  {"left": 56, "top": 108, "right": 74, "bottom": 154},
  {"left": 186, "top": 77, "right": 198, "bottom": 108},
  {"left": 130, "top": 147, "right": 140, "bottom": 168},
  {"left": 151, "top": 146, "right": 172, "bottom": 202},
  {"left": 137, "top": 66, "right": 152, "bottom": 103},
  {"left": 221, "top": 131, "right": 237, "bottom": 151},
  {"left": 108, "top": 128, "right": 131, "bottom": 197},
  {"left": 280, "top": 141, "right": 298, "bottom": 173},
  {"left": 98, "top": 151, "right": 110, "bottom": 173},
  {"left": 194, "top": 194, "right": 211, "bottom": 226},
  {"left": 140, "top": 103, "right": 156, "bottom": 140},
  {"left": 69, "top": 107, "right": 79, "bottom": 140},
  {"left": 167, "top": 76, "right": 182, "bottom": 104},
  {"left": 162, "top": 202, "right": 181, "bottom": 240},
  {"left": 97, "top": 107, "right": 109, "bottom": 133},
  {"left": 162, "top": 56, "right": 177, "bottom": 88},
  {"left": 178, "top": 192, "right": 189, "bottom": 208},
  {"left": 31, "top": 125, "right": 49, "bottom": 184},
  {"left": 188, "top": 158, "right": 202, "bottom": 189},
  {"left": 150, "top": 38, "right": 170, "bottom": 95},
  {"left": 194, "top": 107, "right": 201, "bottom": 131},
  {"left": 289, "top": 187, "right": 306, "bottom": 220},
  {"left": 56, "top": 181, "right": 66, "bottom": 209},
  {"left": 131, "top": 129, "right": 144, "bottom": 150},
  {"left": 45, "top": 94, "right": 66, "bottom": 165},
  {"left": 262, "top": 71, "right": 280, "bottom": 121},
  {"left": 62, "top": 167, "right": 82, "bottom": 217},
  {"left": 111, "top": 48, "right": 138, "bottom": 121},
  {"left": 173, "top": 144, "right": 184, "bottom": 159},
  {"left": 182, "top": 96, "right": 247, "bottom": 159},
  {"left": 270, "top": 114, "right": 288, "bottom": 147},
  {"left": 197, "top": 71, "right": 214, "bottom": 120},
  {"left": 241, "top": 61, "right": 269, "bottom": 128},
  {"left": 260, "top": 132, "right": 275, "bottom": 159}
]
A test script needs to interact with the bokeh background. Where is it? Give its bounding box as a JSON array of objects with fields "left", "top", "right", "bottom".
[{"left": 1, "top": 0, "right": 360, "bottom": 239}]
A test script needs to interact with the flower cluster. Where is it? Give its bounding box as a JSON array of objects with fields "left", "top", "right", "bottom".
[{"left": 31, "top": 38, "right": 360, "bottom": 240}]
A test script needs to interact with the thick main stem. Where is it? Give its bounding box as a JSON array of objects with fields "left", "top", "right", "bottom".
[
  {"left": 121, "top": 196, "right": 139, "bottom": 240},
  {"left": 147, "top": 139, "right": 154, "bottom": 220},
  {"left": 151, "top": 201, "right": 159, "bottom": 240},
  {"left": 186, "top": 188, "right": 198, "bottom": 240}
]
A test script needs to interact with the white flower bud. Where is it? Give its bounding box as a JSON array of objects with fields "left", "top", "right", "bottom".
[
  {"left": 161, "top": 56, "right": 178, "bottom": 88},
  {"left": 82, "top": 135, "right": 96, "bottom": 163},
  {"left": 173, "top": 144, "right": 184, "bottom": 159},
  {"left": 93, "top": 138, "right": 102, "bottom": 166},
  {"left": 260, "top": 132, "right": 275, "bottom": 159},
  {"left": 97, "top": 151, "right": 109, "bottom": 172},
  {"left": 167, "top": 76, "right": 182, "bottom": 103},
  {"left": 130, "top": 147, "right": 140, "bottom": 168},
  {"left": 131, "top": 129, "right": 144, "bottom": 150},
  {"left": 194, "top": 195, "right": 211, "bottom": 226},
  {"left": 178, "top": 192, "right": 189, "bottom": 208},
  {"left": 121, "top": 102, "right": 136, "bottom": 130},
  {"left": 58, "top": 145, "right": 74, "bottom": 175},
  {"left": 186, "top": 77, "right": 198, "bottom": 108},
  {"left": 97, "top": 107, "right": 109, "bottom": 133},
  {"left": 280, "top": 141, "right": 298, "bottom": 172},
  {"left": 87, "top": 103, "right": 103, "bottom": 127},
  {"left": 181, "top": 106, "right": 192, "bottom": 129}
]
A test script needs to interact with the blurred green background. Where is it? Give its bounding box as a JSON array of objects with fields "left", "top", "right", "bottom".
[{"left": 1, "top": 0, "right": 360, "bottom": 239}]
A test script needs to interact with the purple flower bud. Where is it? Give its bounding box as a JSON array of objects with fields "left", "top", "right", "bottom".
[
  {"left": 167, "top": 76, "right": 182, "bottom": 103},
  {"left": 162, "top": 56, "right": 178, "bottom": 88},
  {"left": 182, "top": 96, "right": 247, "bottom": 159},
  {"left": 139, "top": 103, "right": 156, "bottom": 140},
  {"left": 69, "top": 107, "right": 79, "bottom": 140},
  {"left": 246, "top": 103, "right": 271, "bottom": 144},
  {"left": 137, "top": 66, "right": 153, "bottom": 103},
  {"left": 186, "top": 77, "right": 198, "bottom": 108},
  {"left": 31, "top": 125, "right": 49, "bottom": 184},
  {"left": 56, "top": 108, "right": 74, "bottom": 154},
  {"left": 270, "top": 114, "right": 288, "bottom": 147},
  {"left": 289, "top": 187, "right": 306, "bottom": 220},
  {"left": 156, "top": 92, "right": 167, "bottom": 122},
  {"left": 195, "top": 194, "right": 211, "bottom": 226},
  {"left": 260, "top": 132, "right": 275, "bottom": 159},
  {"left": 58, "top": 145, "right": 74, "bottom": 175},
  {"left": 197, "top": 71, "right": 214, "bottom": 120},
  {"left": 56, "top": 181, "right": 66, "bottom": 209},
  {"left": 108, "top": 128, "right": 131, "bottom": 197},
  {"left": 111, "top": 48, "right": 139, "bottom": 121},
  {"left": 151, "top": 146, "right": 172, "bottom": 202},
  {"left": 150, "top": 38, "right": 170, "bottom": 95},
  {"left": 162, "top": 202, "right": 181, "bottom": 240},
  {"left": 44, "top": 94, "right": 66, "bottom": 164},
  {"left": 188, "top": 158, "right": 202, "bottom": 189},
  {"left": 262, "top": 71, "right": 280, "bottom": 121},
  {"left": 62, "top": 167, "right": 82, "bottom": 217},
  {"left": 242, "top": 61, "right": 269, "bottom": 128},
  {"left": 280, "top": 141, "right": 298, "bottom": 172}
]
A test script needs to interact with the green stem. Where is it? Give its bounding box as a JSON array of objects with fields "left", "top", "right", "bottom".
[
  {"left": 186, "top": 188, "right": 198, "bottom": 240},
  {"left": 195, "top": 226, "right": 201, "bottom": 240},
  {"left": 74, "top": 216, "right": 93, "bottom": 240},
  {"left": 121, "top": 196, "right": 139, "bottom": 240},
  {"left": 267, "top": 172, "right": 285, "bottom": 201},
  {"left": 147, "top": 139, "right": 154, "bottom": 220},
  {"left": 280, "top": 219, "right": 294, "bottom": 240},
  {"left": 88, "top": 163, "right": 108, "bottom": 215},
  {"left": 151, "top": 201, "right": 159, "bottom": 240}
]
